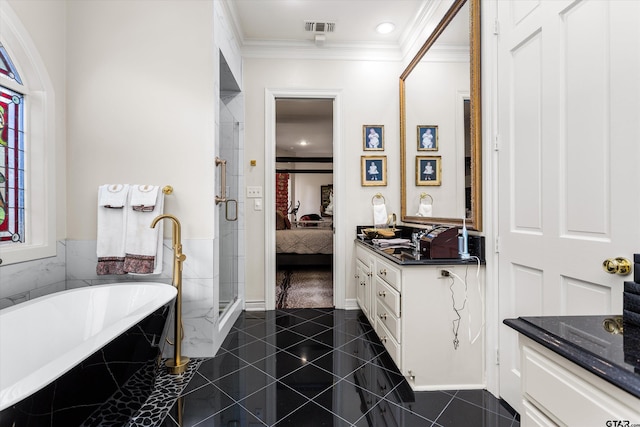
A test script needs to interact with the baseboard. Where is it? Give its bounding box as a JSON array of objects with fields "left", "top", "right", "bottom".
[
  {"left": 344, "top": 298, "right": 359, "bottom": 310},
  {"left": 244, "top": 300, "right": 266, "bottom": 311},
  {"left": 410, "top": 383, "right": 486, "bottom": 392}
]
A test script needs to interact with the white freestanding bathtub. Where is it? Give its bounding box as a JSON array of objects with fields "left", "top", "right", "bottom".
[{"left": 0, "top": 282, "right": 177, "bottom": 425}]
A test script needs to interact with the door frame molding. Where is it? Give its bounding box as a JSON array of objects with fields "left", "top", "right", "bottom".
[{"left": 264, "top": 88, "right": 345, "bottom": 310}]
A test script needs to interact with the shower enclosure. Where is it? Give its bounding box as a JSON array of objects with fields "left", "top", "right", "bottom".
[{"left": 218, "top": 97, "right": 240, "bottom": 316}]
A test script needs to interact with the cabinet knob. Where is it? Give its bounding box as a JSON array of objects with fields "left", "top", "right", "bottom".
[
  {"left": 355, "top": 274, "right": 360, "bottom": 279},
  {"left": 367, "top": 271, "right": 372, "bottom": 277},
  {"left": 381, "top": 336, "right": 387, "bottom": 343},
  {"left": 379, "top": 268, "right": 387, "bottom": 276},
  {"left": 378, "top": 291, "right": 386, "bottom": 297},
  {"left": 379, "top": 313, "right": 387, "bottom": 320}
]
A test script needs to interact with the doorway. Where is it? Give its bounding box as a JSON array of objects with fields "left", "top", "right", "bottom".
[
  {"left": 264, "top": 90, "right": 345, "bottom": 310},
  {"left": 274, "top": 98, "right": 333, "bottom": 309}
]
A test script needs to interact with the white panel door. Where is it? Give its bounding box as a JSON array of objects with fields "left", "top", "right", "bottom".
[{"left": 497, "top": 0, "right": 640, "bottom": 412}]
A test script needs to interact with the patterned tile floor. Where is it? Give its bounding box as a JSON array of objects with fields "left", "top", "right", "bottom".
[{"left": 155, "top": 308, "right": 520, "bottom": 426}]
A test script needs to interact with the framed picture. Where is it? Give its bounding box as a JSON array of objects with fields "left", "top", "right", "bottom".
[
  {"left": 416, "top": 156, "right": 441, "bottom": 186},
  {"left": 417, "top": 125, "right": 438, "bottom": 151},
  {"left": 361, "top": 156, "right": 387, "bottom": 186},
  {"left": 363, "top": 125, "right": 384, "bottom": 151},
  {"left": 320, "top": 184, "right": 333, "bottom": 216}
]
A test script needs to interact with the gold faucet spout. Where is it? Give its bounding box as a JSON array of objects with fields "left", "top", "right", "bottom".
[{"left": 150, "top": 213, "right": 189, "bottom": 374}]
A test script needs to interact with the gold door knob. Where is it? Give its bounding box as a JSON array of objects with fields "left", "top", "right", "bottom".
[{"left": 602, "top": 257, "right": 631, "bottom": 275}]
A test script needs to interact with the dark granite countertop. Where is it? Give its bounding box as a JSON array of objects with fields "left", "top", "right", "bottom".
[
  {"left": 355, "top": 238, "right": 482, "bottom": 266},
  {"left": 504, "top": 315, "right": 640, "bottom": 399}
]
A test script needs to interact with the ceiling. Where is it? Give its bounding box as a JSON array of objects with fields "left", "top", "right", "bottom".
[
  {"left": 275, "top": 98, "right": 334, "bottom": 157},
  {"left": 224, "top": 0, "right": 432, "bottom": 157},
  {"left": 226, "top": 0, "right": 429, "bottom": 56}
]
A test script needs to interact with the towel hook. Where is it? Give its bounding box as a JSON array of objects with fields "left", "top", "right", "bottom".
[
  {"left": 372, "top": 193, "right": 386, "bottom": 206},
  {"left": 162, "top": 185, "right": 174, "bottom": 195},
  {"left": 419, "top": 192, "right": 433, "bottom": 205}
]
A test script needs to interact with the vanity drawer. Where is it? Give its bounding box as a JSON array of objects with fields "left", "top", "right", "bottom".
[
  {"left": 375, "top": 277, "right": 401, "bottom": 317},
  {"left": 376, "top": 318, "right": 401, "bottom": 368},
  {"left": 376, "top": 299, "right": 401, "bottom": 343},
  {"left": 356, "top": 245, "right": 373, "bottom": 265},
  {"left": 376, "top": 258, "right": 400, "bottom": 291}
]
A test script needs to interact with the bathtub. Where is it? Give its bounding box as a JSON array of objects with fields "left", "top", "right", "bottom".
[{"left": 0, "top": 282, "right": 177, "bottom": 425}]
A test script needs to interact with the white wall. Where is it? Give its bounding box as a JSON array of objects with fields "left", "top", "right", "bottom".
[
  {"left": 244, "top": 57, "right": 401, "bottom": 304},
  {"left": 66, "top": 0, "right": 216, "bottom": 240}
]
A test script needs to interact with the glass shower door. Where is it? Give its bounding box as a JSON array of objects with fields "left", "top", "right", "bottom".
[{"left": 218, "top": 100, "right": 239, "bottom": 316}]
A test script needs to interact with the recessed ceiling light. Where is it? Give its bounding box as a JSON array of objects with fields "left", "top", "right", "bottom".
[{"left": 376, "top": 22, "right": 395, "bottom": 34}]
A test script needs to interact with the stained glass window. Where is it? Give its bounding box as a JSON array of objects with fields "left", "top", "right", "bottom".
[
  {"left": 0, "top": 44, "right": 22, "bottom": 85},
  {"left": 0, "top": 43, "right": 24, "bottom": 244}
]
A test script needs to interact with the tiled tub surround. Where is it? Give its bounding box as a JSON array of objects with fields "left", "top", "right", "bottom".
[
  {"left": 0, "top": 283, "right": 176, "bottom": 426},
  {"left": 1, "top": 239, "right": 225, "bottom": 357},
  {"left": 0, "top": 240, "right": 67, "bottom": 309}
]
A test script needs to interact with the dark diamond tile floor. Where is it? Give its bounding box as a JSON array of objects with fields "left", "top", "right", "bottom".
[{"left": 158, "top": 308, "right": 520, "bottom": 426}]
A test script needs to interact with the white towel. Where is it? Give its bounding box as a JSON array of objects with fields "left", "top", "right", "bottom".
[
  {"left": 373, "top": 203, "right": 388, "bottom": 226},
  {"left": 130, "top": 184, "right": 160, "bottom": 212},
  {"left": 372, "top": 238, "right": 411, "bottom": 247},
  {"left": 96, "top": 184, "right": 130, "bottom": 275},
  {"left": 417, "top": 203, "right": 433, "bottom": 217},
  {"left": 123, "top": 188, "right": 164, "bottom": 275},
  {"left": 98, "top": 183, "right": 129, "bottom": 208}
]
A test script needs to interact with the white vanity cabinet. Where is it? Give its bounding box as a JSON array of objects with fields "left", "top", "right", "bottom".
[
  {"left": 355, "top": 242, "right": 485, "bottom": 391},
  {"left": 374, "top": 257, "right": 402, "bottom": 364},
  {"left": 519, "top": 337, "right": 640, "bottom": 427},
  {"left": 355, "top": 245, "right": 375, "bottom": 324}
]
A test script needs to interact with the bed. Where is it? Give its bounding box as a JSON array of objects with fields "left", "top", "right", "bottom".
[{"left": 276, "top": 214, "right": 333, "bottom": 268}]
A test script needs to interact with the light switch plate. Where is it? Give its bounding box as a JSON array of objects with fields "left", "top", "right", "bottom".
[
  {"left": 247, "top": 186, "right": 262, "bottom": 198},
  {"left": 254, "top": 199, "right": 263, "bottom": 211}
]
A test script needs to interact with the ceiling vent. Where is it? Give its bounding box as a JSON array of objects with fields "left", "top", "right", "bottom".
[{"left": 304, "top": 21, "right": 336, "bottom": 33}]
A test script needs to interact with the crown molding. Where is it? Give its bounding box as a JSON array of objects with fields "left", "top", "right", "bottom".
[{"left": 222, "top": 0, "right": 452, "bottom": 63}]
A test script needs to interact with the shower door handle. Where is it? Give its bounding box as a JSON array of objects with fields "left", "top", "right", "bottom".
[
  {"left": 215, "top": 157, "right": 227, "bottom": 205},
  {"left": 225, "top": 199, "right": 238, "bottom": 222},
  {"left": 215, "top": 157, "right": 237, "bottom": 221}
]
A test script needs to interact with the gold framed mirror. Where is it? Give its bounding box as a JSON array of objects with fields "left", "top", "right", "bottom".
[{"left": 400, "top": 0, "right": 482, "bottom": 230}]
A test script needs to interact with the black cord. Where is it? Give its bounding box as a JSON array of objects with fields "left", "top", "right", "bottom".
[{"left": 448, "top": 275, "right": 466, "bottom": 350}]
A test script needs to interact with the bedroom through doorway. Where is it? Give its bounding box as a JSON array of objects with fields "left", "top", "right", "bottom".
[{"left": 274, "top": 98, "right": 334, "bottom": 309}]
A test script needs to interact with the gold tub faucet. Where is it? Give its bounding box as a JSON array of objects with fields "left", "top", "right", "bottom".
[{"left": 151, "top": 214, "right": 189, "bottom": 374}]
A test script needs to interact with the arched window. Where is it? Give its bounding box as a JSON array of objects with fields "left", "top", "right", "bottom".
[
  {"left": 0, "top": 42, "right": 25, "bottom": 244},
  {"left": 0, "top": 6, "right": 56, "bottom": 265}
]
